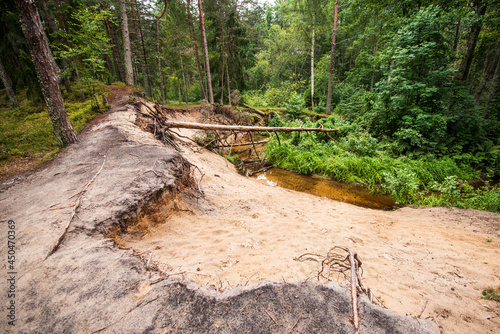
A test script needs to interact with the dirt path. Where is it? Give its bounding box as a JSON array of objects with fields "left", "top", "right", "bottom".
[{"left": 0, "top": 90, "right": 496, "bottom": 333}]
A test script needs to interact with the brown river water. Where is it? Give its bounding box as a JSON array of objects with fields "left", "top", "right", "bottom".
[{"left": 229, "top": 136, "right": 397, "bottom": 210}]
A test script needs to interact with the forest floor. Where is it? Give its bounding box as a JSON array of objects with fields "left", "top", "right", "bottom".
[{"left": 0, "top": 87, "right": 498, "bottom": 333}]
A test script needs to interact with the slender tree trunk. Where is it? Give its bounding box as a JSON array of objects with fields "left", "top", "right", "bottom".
[
  {"left": 226, "top": 56, "right": 231, "bottom": 105},
  {"left": 325, "top": 0, "right": 339, "bottom": 115},
  {"left": 105, "top": 18, "right": 125, "bottom": 82},
  {"left": 130, "top": 0, "right": 150, "bottom": 96},
  {"left": 156, "top": 0, "right": 168, "bottom": 105},
  {"left": 120, "top": 0, "right": 134, "bottom": 85},
  {"left": 453, "top": 18, "right": 461, "bottom": 56},
  {"left": 310, "top": 0, "right": 316, "bottom": 110},
  {"left": 177, "top": 73, "right": 182, "bottom": 104},
  {"left": 180, "top": 56, "right": 188, "bottom": 103},
  {"left": 484, "top": 55, "right": 500, "bottom": 117},
  {"left": 40, "top": 0, "right": 72, "bottom": 93},
  {"left": 186, "top": 0, "right": 206, "bottom": 100},
  {"left": 0, "top": 56, "right": 20, "bottom": 109},
  {"left": 221, "top": 2, "right": 226, "bottom": 104},
  {"left": 476, "top": 38, "right": 500, "bottom": 103},
  {"left": 135, "top": 0, "right": 152, "bottom": 97},
  {"left": 198, "top": 0, "right": 214, "bottom": 104},
  {"left": 14, "top": 0, "right": 77, "bottom": 146},
  {"left": 457, "top": 1, "right": 487, "bottom": 81}
]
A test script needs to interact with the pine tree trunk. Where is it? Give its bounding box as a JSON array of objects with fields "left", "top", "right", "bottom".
[
  {"left": 226, "top": 54, "right": 231, "bottom": 105},
  {"left": 156, "top": 0, "right": 168, "bottom": 105},
  {"left": 180, "top": 56, "right": 188, "bottom": 103},
  {"left": 120, "top": 0, "right": 134, "bottom": 85},
  {"left": 130, "top": 0, "right": 150, "bottom": 96},
  {"left": 198, "top": 0, "right": 214, "bottom": 104},
  {"left": 310, "top": 0, "right": 316, "bottom": 110},
  {"left": 221, "top": 3, "right": 226, "bottom": 104},
  {"left": 325, "top": 0, "right": 339, "bottom": 115},
  {"left": 484, "top": 55, "right": 500, "bottom": 117},
  {"left": 186, "top": 0, "right": 206, "bottom": 100},
  {"left": 39, "top": 0, "right": 72, "bottom": 93},
  {"left": 134, "top": 0, "right": 152, "bottom": 97},
  {"left": 105, "top": 18, "right": 126, "bottom": 82},
  {"left": 14, "top": 0, "right": 77, "bottom": 146},
  {"left": 0, "top": 56, "right": 20, "bottom": 109},
  {"left": 457, "top": 1, "right": 487, "bottom": 81}
]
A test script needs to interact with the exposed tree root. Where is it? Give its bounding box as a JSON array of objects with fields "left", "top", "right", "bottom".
[{"left": 295, "top": 246, "right": 366, "bottom": 333}]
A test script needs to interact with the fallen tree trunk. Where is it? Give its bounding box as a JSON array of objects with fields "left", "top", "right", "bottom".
[
  {"left": 242, "top": 103, "right": 266, "bottom": 116},
  {"left": 165, "top": 121, "right": 339, "bottom": 133}
]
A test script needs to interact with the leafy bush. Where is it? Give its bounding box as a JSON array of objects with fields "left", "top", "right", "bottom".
[{"left": 284, "top": 92, "right": 304, "bottom": 120}]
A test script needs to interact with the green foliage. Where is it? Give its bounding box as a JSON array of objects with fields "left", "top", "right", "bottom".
[
  {"left": 284, "top": 92, "right": 304, "bottom": 120},
  {"left": 0, "top": 90, "right": 104, "bottom": 167},
  {"left": 382, "top": 168, "right": 420, "bottom": 203},
  {"left": 112, "top": 82, "right": 127, "bottom": 88},
  {"left": 54, "top": 6, "right": 113, "bottom": 82},
  {"left": 481, "top": 288, "right": 500, "bottom": 302}
]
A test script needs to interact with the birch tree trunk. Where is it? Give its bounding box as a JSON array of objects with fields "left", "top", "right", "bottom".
[
  {"left": 0, "top": 56, "right": 20, "bottom": 109},
  {"left": 198, "top": 0, "right": 214, "bottom": 104},
  {"left": 14, "top": 0, "right": 78, "bottom": 146},
  {"left": 120, "top": 0, "right": 134, "bottom": 85},
  {"left": 325, "top": 0, "right": 338, "bottom": 115}
]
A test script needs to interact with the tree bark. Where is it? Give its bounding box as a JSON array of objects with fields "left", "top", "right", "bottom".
[
  {"left": 163, "top": 121, "right": 340, "bottom": 133},
  {"left": 186, "top": 0, "right": 206, "bottom": 100},
  {"left": 135, "top": 1, "right": 152, "bottom": 97},
  {"left": 120, "top": 0, "right": 134, "bottom": 85},
  {"left": 130, "top": 0, "right": 150, "bottom": 96},
  {"left": 484, "top": 54, "right": 500, "bottom": 117},
  {"left": 198, "top": 0, "right": 214, "bottom": 104},
  {"left": 14, "top": 0, "right": 78, "bottom": 146},
  {"left": 310, "top": 0, "right": 316, "bottom": 110},
  {"left": 0, "top": 56, "right": 20, "bottom": 109},
  {"left": 39, "top": 0, "right": 72, "bottom": 93},
  {"left": 180, "top": 56, "right": 188, "bottom": 103},
  {"left": 325, "top": 0, "right": 339, "bottom": 115},
  {"left": 457, "top": 1, "right": 487, "bottom": 81},
  {"left": 156, "top": 0, "right": 168, "bottom": 105},
  {"left": 104, "top": 18, "right": 125, "bottom": 83},
  {"left": 221, "top": 2, "right": 226, "bottom": 104}
]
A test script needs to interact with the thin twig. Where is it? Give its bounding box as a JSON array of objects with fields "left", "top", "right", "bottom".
[
  {"left": 261, "top": 305, "right": 279, "bottom": 326},
  {"left": 349, "top": 251, "right": 360, "bottom": 334},
  {"left": 288, "top": 316, "right": 306, "bottom": 333},
  {"left": 417, "top": 300, "right": 429, "bottom": 318}
]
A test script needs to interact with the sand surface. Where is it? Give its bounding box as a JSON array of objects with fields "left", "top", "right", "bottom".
[{"left": 123, "top": 102, "right": 500, "bottom": 333}]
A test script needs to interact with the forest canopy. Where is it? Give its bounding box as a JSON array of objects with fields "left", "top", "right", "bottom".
[{"left": 0, "top": 0, "right": 499, "bottom": 208}]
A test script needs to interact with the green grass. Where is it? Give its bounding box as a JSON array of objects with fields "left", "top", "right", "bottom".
[
  {"left": 264, "top": 117, "right": 500, "bottom": 212},
  {"left": 164, "top": 100, "right": 200, "bottom": 107},
  {"left": 0, "top": 86, "right": 109, "bottom": 168}
]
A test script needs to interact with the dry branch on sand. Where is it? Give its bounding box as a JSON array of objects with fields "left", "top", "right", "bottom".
[{"left": 295, "top": 246, "right": 366, "bottom": 334}]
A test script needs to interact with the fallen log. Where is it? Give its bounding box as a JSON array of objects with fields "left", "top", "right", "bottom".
[
  {"left": 242, "top": 103, "right": 266, "bottom": 116},
  {"left": 165, "top": 121, "right": 339, "bottom": 133}
]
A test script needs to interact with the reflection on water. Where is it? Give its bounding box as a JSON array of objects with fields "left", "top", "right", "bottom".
[
  {"left": 230, "top": 135, "right": 397, "bottom": 210},
  {"left": 254, "top": 169, "right": 397, "bottom": 210}
]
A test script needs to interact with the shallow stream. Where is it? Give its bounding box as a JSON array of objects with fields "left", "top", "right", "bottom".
[{"left": 229, "top": 135, "right": 397, "bottom": 210}]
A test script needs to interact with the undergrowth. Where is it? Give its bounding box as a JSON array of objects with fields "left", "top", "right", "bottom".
[
  {"left": 0, "top": 82, "right": 110, "bottom": 169},
  {"left": 265, "top": 116, "right": 500, "bottom": 212}
]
